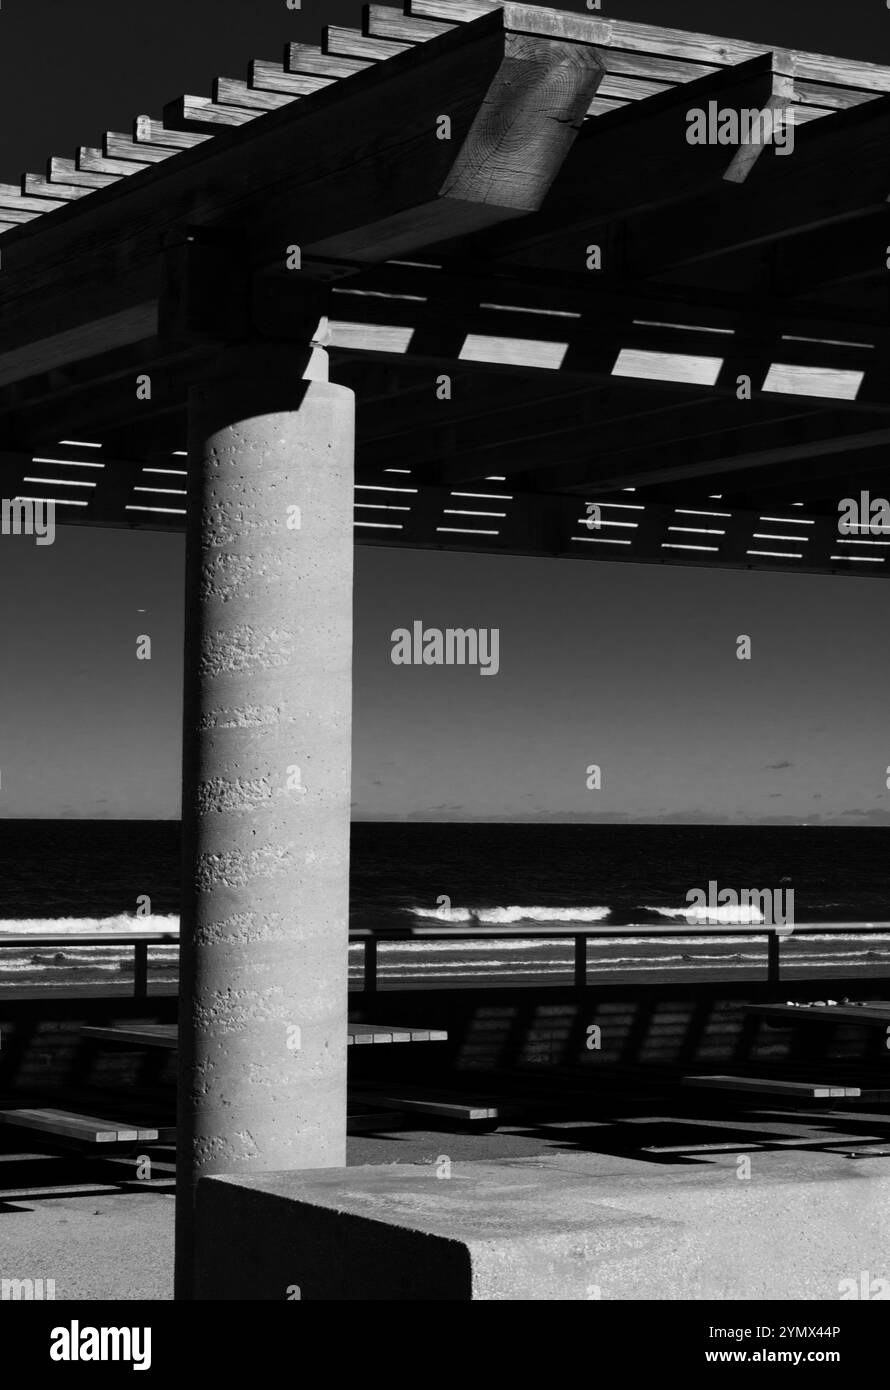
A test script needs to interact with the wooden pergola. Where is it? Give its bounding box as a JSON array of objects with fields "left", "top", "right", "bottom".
[
  {"left": 2, "top": 0, "right": 889, "bottom": 1298},
  {"left": 3, "top": 2, "right": 890, "bottom": 572}
]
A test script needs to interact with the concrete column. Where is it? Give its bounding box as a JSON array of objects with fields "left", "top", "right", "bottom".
[{"left": 175, "top": 331, "right": 354, "bottom": 1299}]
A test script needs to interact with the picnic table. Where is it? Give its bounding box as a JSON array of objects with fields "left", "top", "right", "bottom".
[
  {"left": 81, "top": 1022, "right": 448, "bottom": 1048},
  {"left": 747, "top": 1003, "right": 890, "bottom": 1029}
]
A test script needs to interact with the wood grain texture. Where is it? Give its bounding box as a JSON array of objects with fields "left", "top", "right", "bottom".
[
  {"left": 0, "top": 185, "right": 67, "bottom": 213},
  {"left": 439, "top": 32, "right": 604, "bottom": 212},
  {"left": 162, "top": 95, "right": 259, "bottom": 132},
  {"left": 0, "top": 1109, "right": 158, "bottom": 1142},
  {"left": 133, "top": 119, "right": 211, "bottom": 149},
  {"left": 26, "top": 172, "right": 95, "bottom": 199},
  {"left": 215, "top": 76, "right": 295, "bottom": 111},
  {"left": 77, "top": 147, "right": 150, "bottom": 175},
  {"left": 47, "top": 157, "right": 121, "bottom": 188},
  {"left": 324, "top": 25, "right": 411, "bottom": 61},
  {"left": 364, "top": 4, "right": 455, "bottom": 42},
  {"left": 248, "top": 59, "right": 334, "bottom": 97},
  {"left": 285, "top": 42, "right": 373, "bottom": 78},
  {"left": 0, "top": 206, "right": 40, "bottom": 224},
  {"left": 0, "top": 14, "right": 510, "bottom": 368},
  {"left": 105, "top": 133, "right": 176, "bottom": 164},
  {"left": 410, "top": 2, "right": 890, "bottom": 94}
]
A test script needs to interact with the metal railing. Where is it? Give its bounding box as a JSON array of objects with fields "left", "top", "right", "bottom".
[
  {"left": 0, "top": 931, "right": 178, "bottom": 999},
  {"left": 349, "top": 923, "right": 890, "bottom": 993},
  {"left": 0, "top": 922, "right": 887, "bottom": 997}
]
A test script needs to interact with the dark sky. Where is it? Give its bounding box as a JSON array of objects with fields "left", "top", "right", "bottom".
[
  {"left": 2, "top": 528, "right": 889, "bottom": 824},
  {"left": 2, "top": 0, "right": 890, "bottom": 183},
  {"left": 1, "top": 0, "right": 888, "bottom": 823}
]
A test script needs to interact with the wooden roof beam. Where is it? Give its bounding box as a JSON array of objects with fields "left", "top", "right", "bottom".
[
  {"left": 328, "top": 297, "right": 890, "bottom": 412},
  {"left": 461, "top": 52, "right": 800, "bottom": 269},
  {"left": 308, "top": 18, "right": 606, "bottom": 259},
  {"left": 410, "top": 2, "right": 890, "bottom": 96},
  {"left": 559, "top": 422, "right": 890, "bottom": 494},
  {"left": 626, "top": 91, "right": 890, "bottom": 278},
  {"left": 0, "top": 8, "right": 606, "bottom": 391},
  {"left": 772, "top": 212, "right": 890, "bottom": 298}
]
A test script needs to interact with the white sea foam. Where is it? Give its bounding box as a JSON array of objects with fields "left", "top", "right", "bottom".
[
  {"left": 645, "top": 904, "right": 766, "bottom": 924},
  {"left": 407, "top": 905, "right": 612, "bottom": 924},
  {"left": 0, "top": 915, "right": 179, "bottom": 935}
]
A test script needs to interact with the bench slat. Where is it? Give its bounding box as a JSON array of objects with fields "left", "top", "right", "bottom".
[{"left": 0, "top": 1109, "right": 159, "bottom": 1142}]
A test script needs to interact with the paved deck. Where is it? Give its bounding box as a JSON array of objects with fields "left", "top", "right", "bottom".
[{"left": 1, "top": 1115, "right": 888, "bottom": 1299}]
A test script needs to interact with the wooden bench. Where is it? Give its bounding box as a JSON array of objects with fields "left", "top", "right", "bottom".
[
  {"left": 0, "top": 1108, "right": 173, "bottom": 1144},
  {"left": 681, "top": 1074, "right": 862, "bottom": 1100},
  {"left": 81, "top": 1022, "right": 448, "bottom": 1049},
  {"left": 748, "top": 1002, "right": 890, "bottom": 1029}
]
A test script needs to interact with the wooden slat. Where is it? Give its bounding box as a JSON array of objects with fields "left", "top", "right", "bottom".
[
  {"left": 248, "top": 60, "right": 333, "bottom": 98},
  {"left": 410, "top": 0, "right": 611, "bottom": 43},
  {"left": 348, "top": 1022, "right": 448, "bottom": 1043},
  {"left": 324, "top": 25, "right": 411, "bottom": 61},
  {"left": 0, "top": 207, "right": 40, "bottom": 224},
  {"left": 82, "top": 1024, "right": 178, "bottom": 1048},
  {"left": 78, "top": 147, "right": 150, "bottom": 175},
  {"left": 749, "top": 1003, "right": 890, "bottom": 1027},
  {"left": 409, "top": 0, "right": 496, "bottom": 20},
  {"left": 607, "top": 23, "right": 890, "bottom": 95},
  {"left": 162, "top": 95, "right": 259, "bottom": 132},
  {"left": 25, "top": 173, "right": 94, "bottom": 200},
  {"left": 104, "top": 133, "right": 176, "bottom": 165},
  {"left": 598, "top": 73, "right": 674, "bottom": 101},
  {"left": 681, "top": 1075, "right": 860, "bottom": 1099},
  {"left": 0, "top": 1108, "right": 158, "bottom": 1143},
  {"left": 348, "top": 1024, "right": 412, "bottom": 1044},
  {"left": 790, "top": 49, "right": 890, "bottom": 94},
  {"left": 132, "top": 119, "right": 210, "bottom": 150},
  {"left": 587, "top": 97, "right": 629, "bottom": 117},
  {"left": 409, "top": 1, "right": 890, "bottom": 95},
  {"left": 215, "top": 77, "right": 294, "bottom": 112},
  {"left": 354, "top": 1087, "right": 501, "bottom": 1120},
  {"left": 592, "top": 45, "right": 719, "bottom": 85},
  {"left": 285, "top": 42, "right": 373, "bottom": 78},
  {"left": 795, "top": 79, "right": 880, "bottom": 111},
  {"left": 0, "top": 186, "right": 66, "bottom": 213},
  {"left": 47, "top": 157, "right": 120, "bottom": 189},
  {"left": 365, "top": 4, "right": 456, "bottom": 43}
]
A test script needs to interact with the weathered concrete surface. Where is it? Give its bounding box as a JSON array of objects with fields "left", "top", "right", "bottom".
[
  {"left": 176, "top": 338, "right": 354, "bottom": 1297},
  {"left": 195, "top": 1150, "right": 890, "bottom": 1300},
  {"left": 0, "top": 1191, "right": 174, "bottom": 1300}
]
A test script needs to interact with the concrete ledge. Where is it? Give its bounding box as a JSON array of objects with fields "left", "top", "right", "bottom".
[{"left": 195, "top": 1150, "right": 890, "bottom": 1300}]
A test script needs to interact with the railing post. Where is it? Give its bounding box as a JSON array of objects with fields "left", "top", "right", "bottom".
[
  {"left": 134, "top": 941, "right": 149, "bottom": 1000},
  {"left": 574, "top": 934, "right": 587, "bottom": 988},
  {"left": 364, "top": 937, "right": 378, "bottom": 996}
]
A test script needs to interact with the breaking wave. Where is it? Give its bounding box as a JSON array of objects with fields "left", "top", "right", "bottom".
[
  {"left": 0, "top": 915, "right": 179, "bottom": 934},
  {"left": 645, "top": 904, "right": 767, "bottom": 924},
  {"left": 407, "top": 905, "right": 612, "bottom": 924}
]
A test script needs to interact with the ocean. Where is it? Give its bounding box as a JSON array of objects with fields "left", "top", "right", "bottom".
[{"left": 0, "top": 820, "right": 888, "bottom": 992}]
